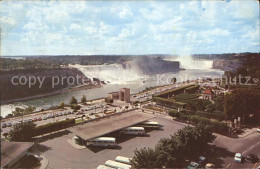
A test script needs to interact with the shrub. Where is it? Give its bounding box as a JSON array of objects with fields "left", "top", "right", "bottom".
[
  {"left": 153, "top": 97, "right": 186, "bottom": 109},
  {"left": 154, "top": 85, "right": 195, "bottom": 98},
  {"left": 184, "top": 85, "right": 200, "bottom": 94},
  {"left": 34, "top": 118, "right": 75, "bottom": 136}
]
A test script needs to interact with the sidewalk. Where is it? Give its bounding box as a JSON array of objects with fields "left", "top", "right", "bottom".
[
  {"left": 237, "top": 127, "right": 257, "bottom": 138},
  {"left": 30, "top": 146, "right": 49, "bottom": 169}
]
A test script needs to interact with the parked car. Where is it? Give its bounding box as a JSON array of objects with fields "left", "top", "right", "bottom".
[
  {"left": 37, "top": 117, "right": 42, "bottom": 121},
  {"left": 245, "top": 154, "right": 258, "bottom": 163},
  {"left": 198, "top": 156, "right": 207, "bottom": 166},
  {"left": 257, "top": 127, "right": 260, "bottom": 133},
  {"left": 7, "top": 123, "right": 12, "bottom": 127},
  {"left": 33, "top": 118, "right": 38, "bottom": 122},
  {"left": 12, "top": 121, "right": 17, "bottom": 126},
  {"left": 234, "top": 153, "right": 243, "bottom": 163},
  {"left": 2, "top": 123, "right": 7, "bottom": 128},
  {"left": 43, "top": 116, "right": 48, "bottom": 120},
  {"left": 28, "top": 118, "right": 33, "bottom": 122},
  {"left": 205, "top": 163, "right": 215, "bottom": 169},
  {"left": 187, "top": 162, "right": 200, "bottom": 169}
]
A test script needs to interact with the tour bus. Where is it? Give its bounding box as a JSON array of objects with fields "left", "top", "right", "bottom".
[
  {"left": 119, "top": 127, "right": 145, "bottom": 135},
  {"left": 138, "top": 121, "right": 160, "bottom": 129},
  {"left": 86, "top": 137, "right": 117, "bottom": 148},
  {"left": 115, "top": 156, "right": 132, "bottom": 165},
  {"left": 96, "top": 165, "right": 114, "bottom": 169},
  {"left": 105, "top": 160, "right": 131, "bottom": 169}
]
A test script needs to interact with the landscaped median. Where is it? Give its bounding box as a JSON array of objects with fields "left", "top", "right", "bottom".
[{"left": 169, "top": 110, "right": 229, "bottom": 134}]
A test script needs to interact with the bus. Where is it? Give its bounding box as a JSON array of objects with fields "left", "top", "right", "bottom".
[
  {"left": 105, "top": 160, "right": 131, "bottom": 169},
  {"left": 137, "top": 121, "right": 160, "bottom": 129},
  {"left": 115, "top": 156, "right": 132, "bottom": 165},
  {"left": 119, "top": 127, "right": 145, "bottom": 135},
  {"left": 97, "top": 165, "right": 114, "bottom": 169},
  {"left": 86, "top": 137, "right": 117, "bottom": 148}
]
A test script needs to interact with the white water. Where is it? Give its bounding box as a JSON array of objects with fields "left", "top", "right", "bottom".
[
  {"left": 70, "top": 64, "right": 147, "bottom": 84},
  {"left": 171, "top": 55, "right": 213, "bottom": 69}
]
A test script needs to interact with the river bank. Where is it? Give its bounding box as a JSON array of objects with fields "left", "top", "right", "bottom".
[{"left": 0, "top": 83, "right": 101, "bottom": 105}]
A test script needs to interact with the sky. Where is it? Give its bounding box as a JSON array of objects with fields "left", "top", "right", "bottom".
[{"left": 0, "top": 0, "right": 259, "bottom": 56}]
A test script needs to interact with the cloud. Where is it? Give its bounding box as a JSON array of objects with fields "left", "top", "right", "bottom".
[{"left": 0, "top": 0, "right": 259, "bottom": 55}]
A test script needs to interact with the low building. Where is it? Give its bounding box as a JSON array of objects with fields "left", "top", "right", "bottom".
[
  {"left": 202, "top": 89, "right": 215, "bottom": 101},
  {"left": 119, "top": 88, "right": 130, "bottom": 103},
  {"left": 1, "top": 141, "right": 34, "bottom": 168},
  {"left": 108, "top": 88, "right": 131, "bottom": 103},
  {"left": 108, "top": 92, "right": 119, "bottom": 100}
]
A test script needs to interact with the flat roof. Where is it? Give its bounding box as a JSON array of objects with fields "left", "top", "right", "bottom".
[
  {"left": 68, "top": 111, "right": 155, "bottom": 140},
  {"left": 1, "top": 141, "right": 34, "bottom": 168}
]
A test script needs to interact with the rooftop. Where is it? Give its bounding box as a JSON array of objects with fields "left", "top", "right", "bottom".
[
  {"left": 203, "top": 89, "right": 214, "bottom": 95},
  {"left": 1, "top": 141, "right": 34, "bottom": 168},
  {"left": 68, "top": 110, "right": 155, "bottom": 140}
]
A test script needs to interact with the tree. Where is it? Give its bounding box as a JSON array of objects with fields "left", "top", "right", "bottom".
[
  {"left": 70, "top": 96, "right": 78, "bottom": 105},
  {"left": 24, "top": 106, "right": 36, "bottom": 114},
  {"left": 59, "top": 101, "right": 65, "bottom": 109},
  {"left": 131, "top": 147, "right": 164, "bottom": 168},
  {"left": 71, "top": 104, "right": 81, "bottom": 111},
  {"left": 81, "top": 95, "right": 87, "bottom": 103},
  {"left": 9, "top": 121, "right": 36, "bottom": 141},
  {"left": 12, "top": 107, "right": 24, "bottom": 116},
  {"left": 224, "top": 88, "right": 260, "bottom": 123},
  {"left": 105, "top": 97, "right": 113, "bottom": 104}
]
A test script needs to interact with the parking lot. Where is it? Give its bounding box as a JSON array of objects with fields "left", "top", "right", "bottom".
[
  {"left": 34, "top": 116, "right": 186, "bottom": 169},
  {"left": 1, "top": 102, "right": 130, "bottom": 135}
]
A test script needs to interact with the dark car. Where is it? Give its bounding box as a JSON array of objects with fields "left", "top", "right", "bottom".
[{"left": 246, "top": 154, "right": 258, "bottom": 163}]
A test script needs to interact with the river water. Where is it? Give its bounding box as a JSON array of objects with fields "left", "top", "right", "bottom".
[{"left": 0, "top": 60, "right": 224, "bottom": 117}]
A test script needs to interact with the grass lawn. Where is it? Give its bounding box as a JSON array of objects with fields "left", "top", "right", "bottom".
[{"left": 75, "top": 118, "right": 85, "bottom": 123}]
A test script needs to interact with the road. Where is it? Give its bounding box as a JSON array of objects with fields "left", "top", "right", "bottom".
[{"left": 213, "top": 132, "right": 260, "bottom": 169}]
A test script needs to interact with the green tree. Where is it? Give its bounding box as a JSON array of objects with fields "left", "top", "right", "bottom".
[
  {"left": 224, "top": 88, "right": 260, "bottom": 123},
  {"left": 70, "top": 96, "right": 78, "bottom": 105},
  {"left": 12, "top": 107, "right": 24, "bottom": 116},
  {"left": 131, "top": 147, "right": 164, "bottom": 168},
  {"left": 81, "top": 95, "right": 87, "bottom": 103},
  {"left": 59, "top": 101, "right": 65, "bottom": 109},
  {"left": 71, "top": 104, "right": 81, "bottom": 111},
  {"left": 24, "top": 106, "right": 36, "bottom": 114},
  {"left": 9, "top": 121, "right": 36, "bottom": 141}
]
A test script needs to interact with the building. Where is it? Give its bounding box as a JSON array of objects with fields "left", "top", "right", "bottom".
[
  {"left": 1, "top": 141, "right": 34, "bottom": 168},
  {"left": 202, "top": 89, "right": 215, "bottom": 101},
  {"left": 108, "top": 92, "right": 119, "bottom": 100},
  {"left": 119, "top": 88, "right": 130, "bottom": 103},
  {"left": 108, "top": 88, "right": 131, "bottom": 103}
]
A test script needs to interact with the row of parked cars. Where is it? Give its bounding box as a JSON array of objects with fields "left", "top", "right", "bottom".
[{"left": 1, "top": 111, "right": 75, "bottom": 128}]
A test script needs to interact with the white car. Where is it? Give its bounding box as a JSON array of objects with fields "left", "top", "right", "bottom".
[
  {"left": 256, "top": 127, "right": 260, "bottom": 133},
  {"left": 234, "top": 153, "right": 242, "bottom": 163}
]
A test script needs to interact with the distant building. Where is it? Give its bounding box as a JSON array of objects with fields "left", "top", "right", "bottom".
[
  {"left": 1, "top": 141, "right": 34, "bottom": 168},
  {"left": 202, "top": 89, "right": 215, "bottom": 101},
  {"left": 108, "top": 88, "right": 131, "bottom": 103}
]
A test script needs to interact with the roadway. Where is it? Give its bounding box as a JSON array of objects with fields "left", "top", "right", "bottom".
[{"left": 213, "top": 132, "right": 260, "bottom": 169}]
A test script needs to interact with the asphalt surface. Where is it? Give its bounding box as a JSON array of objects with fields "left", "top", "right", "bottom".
[
  {"left": 213, "top": 132, "right": 260, "bottom": 169},
  {"left": 33, "top": 116, "right": 187, "bottom": 169}
]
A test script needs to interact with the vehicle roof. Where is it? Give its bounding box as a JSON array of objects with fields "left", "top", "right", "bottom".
[
  {"left": 235, "top": 153, "right": 242, "bottom": 157},
  {"left": 105, "top": 160, "right": 131, "bottom": 169},
  {"left": 125, "top": 127, "right": 144, "bottom": 130},
  {"left": 91, "top": 137, "right": 116, "bottom": 142},
  {"left": 115, "top": 156, "right": 132, "bottom": 164},
  {"left": 97, "top": 165, "right": 114, "bottom": 169},
  {"left": 143, "top": 121, "right": 159, "bottom": 125}
]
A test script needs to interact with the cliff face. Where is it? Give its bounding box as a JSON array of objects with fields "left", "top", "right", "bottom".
[
  {"left": 0, "top": 68, "right": 89, "bottom": 102},
  {"left": 212, "top": 59, "right": 242, "bottom": 72},
  {"left": 124, "top": 56, "right": 180, "bottom": 75}
]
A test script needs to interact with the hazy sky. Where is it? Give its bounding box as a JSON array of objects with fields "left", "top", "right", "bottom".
[{"left": 0, "top": 0, "right": 259, "bottom": 56}]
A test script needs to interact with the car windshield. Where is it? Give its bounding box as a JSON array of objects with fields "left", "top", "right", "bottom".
[{"left": 236, "top": 154, "right": 242, "bottom": 158}]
